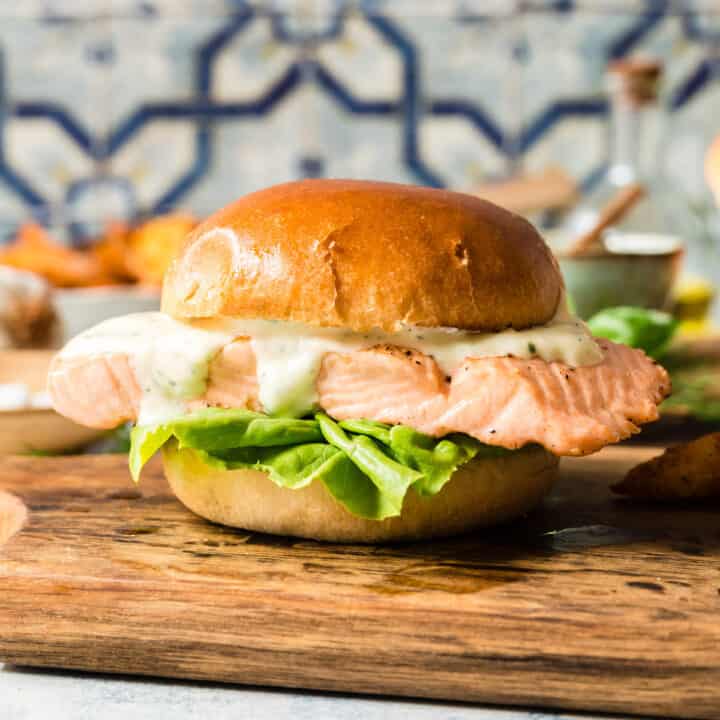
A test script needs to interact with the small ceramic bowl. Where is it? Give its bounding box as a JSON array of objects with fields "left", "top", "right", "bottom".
[
  {"left": 0, "top": 350, "right": 103, "bottom": 453},
  {"left": 551, "top": 232, "right": 684, "bottom": 319},
  {"left": 55, "top": 285, "right": 160, "bottom": 341}
]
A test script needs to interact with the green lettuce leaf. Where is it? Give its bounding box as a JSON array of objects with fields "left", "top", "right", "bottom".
[
  {"left": 340, "top": 420, "right": 512, "bottom": 495},
  {"left": 384, "top": 426, "right": 480, "bottom": 496},
  {"left": 202, "top": 443, "right": 398, "bottom": 520},
  {"left": 212, "top": 443, "right": 341, "bottom": 489},
  {"left": 129, "top": 424, "right": 174, "bottom": 483},
  {"left": 587, "top": 306, "right": 678, "bottom": 359},
  {"left": 338, "top": 418, "right": 392, "bottom": 444},
  {"left": 339, "top": 419, "right": 504, "bottom": 495},
  {"left": 129, "top": 407, "right": 321, "bottom": 482},
  {"left": 170, "top": 407, "right": 322, "bottom": 450},
  {"left": 129, "top": 407, "right": 513, "bottom": 520},
  {"left": 317, "top": 413, "right": 422, "bottom": 516}
]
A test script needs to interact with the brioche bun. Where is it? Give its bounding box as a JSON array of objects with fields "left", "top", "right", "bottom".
[
  {"left": 161, "top": 181, "right": 562, "bottom": 542},
  {"left": 162, "top": 180, "right": 562, "bottom": 332},
  {"left": 163, "top": 443, "right": 559, "bottom": 543}
]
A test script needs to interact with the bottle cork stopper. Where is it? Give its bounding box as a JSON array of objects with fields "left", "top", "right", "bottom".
[{"left": 607, "top": 57, "right": 663, "bottom": 106}]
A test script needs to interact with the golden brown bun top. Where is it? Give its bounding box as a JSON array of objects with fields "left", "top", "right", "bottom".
[{"left": 162, "top": 179, "right": 562, "bottom": 332}]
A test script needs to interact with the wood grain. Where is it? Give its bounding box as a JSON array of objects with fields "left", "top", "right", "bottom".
[{"left": 0, "top": 448, "right": 719, "bottom": 719}]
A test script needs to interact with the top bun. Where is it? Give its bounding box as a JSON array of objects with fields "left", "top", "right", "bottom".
[{"left": 162, "top": 180, "right": 562, "bottom": 332}]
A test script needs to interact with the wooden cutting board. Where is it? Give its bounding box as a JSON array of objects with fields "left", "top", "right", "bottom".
[{"left": 1, "top": 448, "right": 719, "bottom": 719}]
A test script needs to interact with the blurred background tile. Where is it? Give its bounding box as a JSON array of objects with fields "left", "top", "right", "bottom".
[
  {"left": 0, "top": 2, "right": 713, "bottom": 225},
  {"left": 0, "top": 0, "right": 719, "bottom": 320}
]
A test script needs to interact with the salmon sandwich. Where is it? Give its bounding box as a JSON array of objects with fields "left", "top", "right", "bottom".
[{"left": 49, "top": 180, "right": 669, "bottom": 542}]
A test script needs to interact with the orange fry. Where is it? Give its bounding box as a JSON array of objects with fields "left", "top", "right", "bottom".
[
  {"left": 0, "top": 223, "right": 115, "bottom": 288},
  {"left": 92, "top": 220, "right": 134, "bottom": 282},
  {"left": 125, "top": 212, "right": 196, "bottom": 286}
]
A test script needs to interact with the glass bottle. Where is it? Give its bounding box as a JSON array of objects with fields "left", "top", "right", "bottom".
[
  {"left": 557, "top": 58, "right": 685, "bottom": 319},
  {"left": 566, "top": 58, "right": 673, "bottom": 237}
]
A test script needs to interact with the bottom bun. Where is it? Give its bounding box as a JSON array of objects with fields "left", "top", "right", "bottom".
[{"left": 163, "top": 444, "right": 559, "bottom": 543}]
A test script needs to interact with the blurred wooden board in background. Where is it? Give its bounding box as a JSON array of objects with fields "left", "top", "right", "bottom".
[
  {"left": 470, "top": 166, "right": 578, "bottom": 216},
  {"left": 0, "top": 351, "right": 103, "bottom": 454},
  {"left": 0, "top": 448, "right": 719, "bottom": 719}
]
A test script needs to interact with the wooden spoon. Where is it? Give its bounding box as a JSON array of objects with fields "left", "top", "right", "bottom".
[{"left": 564, "top": 182, "right": 646, "bottom": 257}]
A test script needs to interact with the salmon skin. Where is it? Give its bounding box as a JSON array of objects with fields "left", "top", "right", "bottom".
[{"left": 49, "top": 338, "right": 669, "bottom": 457}]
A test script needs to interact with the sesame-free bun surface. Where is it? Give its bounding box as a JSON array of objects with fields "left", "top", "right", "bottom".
[
  {"left": 162, "top": 180, "right": 562, "bottom": 332},
  {"left": 163, "top": 443, "right": 559, "bottom": 543}
]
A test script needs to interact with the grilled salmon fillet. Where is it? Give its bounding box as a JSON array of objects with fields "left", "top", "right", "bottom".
[
  {"left": 49, "top": 352, "right": 141, "bottom": 429},
  {"left": 319, "top": 341, "right": 668, "bottom": 456},
  {"left": 49, "top": 338, "right": 669, "bottom": 456}
]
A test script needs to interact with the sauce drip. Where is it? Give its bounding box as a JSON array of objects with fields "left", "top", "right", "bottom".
[{"left": 59, "top": 301, "right": 602, "bottom": 421}]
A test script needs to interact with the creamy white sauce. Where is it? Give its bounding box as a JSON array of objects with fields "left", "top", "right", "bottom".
[
  {"left": 58, "top": 302, "right": 602, "bottom": 422},
  {"left": 201, "top": 300, "right": 602, "bottom": 416},
  {"left": 58, "top": 313, "right": 233, "bottom": 425}
]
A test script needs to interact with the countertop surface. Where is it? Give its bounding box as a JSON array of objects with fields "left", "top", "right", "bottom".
[{"left": 1, "top": 664, "right": 611, "bottom": 720}]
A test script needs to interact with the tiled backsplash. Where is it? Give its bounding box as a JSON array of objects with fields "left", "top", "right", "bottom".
[{"left": 1, "top": 1, "right": 720, "bottom": 250}]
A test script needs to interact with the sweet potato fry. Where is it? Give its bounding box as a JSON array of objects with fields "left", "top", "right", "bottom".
[
  {"left": 0, "top": 223, "right": 114, "bottom": 288},
  {"left": 92, "top": 221, "right": 134, "bottom": 282},
  {"left": 613, "top": 432, "right": 720, "bottom": 500},
  {"left": 125, "top": 212, "right": 196, "bottom": 286}
]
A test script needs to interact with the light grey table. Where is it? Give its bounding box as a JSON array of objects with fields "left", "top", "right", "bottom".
[{"left": 1, "top": 664, "right": 616, "bottom": 720}]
